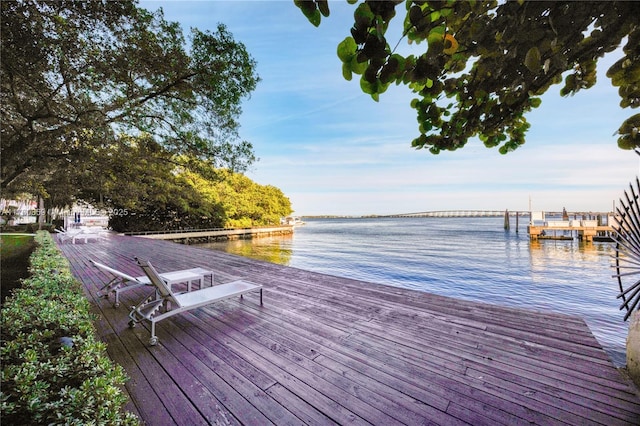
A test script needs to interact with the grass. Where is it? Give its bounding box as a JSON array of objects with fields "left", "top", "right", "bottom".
[{"left": 1, "top": 234, "right": 36, "bottom": 304}]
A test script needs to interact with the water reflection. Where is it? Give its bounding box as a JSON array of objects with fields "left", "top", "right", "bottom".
[
  {"left": 529, "top": 239, "right": 611, "bottom": 254},
  {"left": 196, "top": 234, "right": 294, "bottom": 265}
]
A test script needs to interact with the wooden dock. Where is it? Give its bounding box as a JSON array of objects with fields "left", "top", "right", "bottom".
[
  {"left": 124, "top": 226, "right": 293, "bottom": 243},
  {"left": 55, "top": 234, "right": 640, "bottom": 425}
]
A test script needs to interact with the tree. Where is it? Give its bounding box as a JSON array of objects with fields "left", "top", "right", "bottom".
[
  {"left": 1, "top": 0, "right": 259, "bottom": 190},
  {"left": 295, "top": 0, "right": 639, "bottom": 154},
  {"left": 68, "top": 134, "right": 217, "bottom": 232},
  {"left": 182, "top": 166, "right": 293, "bottom": 228},
  {"left": 83, "top": 135, "right": 291, "bottom": 232}
]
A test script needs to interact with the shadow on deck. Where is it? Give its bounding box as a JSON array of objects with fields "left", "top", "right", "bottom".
[{"left": 56, "top": 234, "right": 640, "bottom": 425}]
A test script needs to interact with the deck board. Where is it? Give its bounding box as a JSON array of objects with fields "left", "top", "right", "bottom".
[{"left": 55, "top": 234, "right": 640, "bottom": 425}]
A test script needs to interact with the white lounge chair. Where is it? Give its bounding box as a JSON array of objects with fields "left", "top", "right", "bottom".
[
  {"left": 54, "top": 228, "right": 82, "bottom": 243},
  {"left": 91, "top": 260, "right": 213, "bottom": 307},
  {"left": 129, "top": 258, "right": 262, "bottom": 345},
  {"left": 56, "top": 227, "right": 107, "bottom": 244},
  {"left": 73, "top": 231, "right": 104, "bottom": 244}
]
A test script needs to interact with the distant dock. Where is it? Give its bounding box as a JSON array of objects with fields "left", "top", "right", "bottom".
[
  {"left": 383, "top": 210, "right": 617, "bottom": 243},
  {"left": 527, "top": 213, "right": 615, "bottom": 242}
]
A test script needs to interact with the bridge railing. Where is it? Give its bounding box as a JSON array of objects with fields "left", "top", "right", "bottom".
[{"left": 388, "top": 210, "right": 510, "bottom": 218}]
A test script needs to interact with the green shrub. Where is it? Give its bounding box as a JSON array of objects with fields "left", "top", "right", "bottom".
[
  {"left": 1, "top": 231, "right": 138, "bottom": 425},
  {"left": 0, "top": 224, "right": 56, "bottom": 233}
]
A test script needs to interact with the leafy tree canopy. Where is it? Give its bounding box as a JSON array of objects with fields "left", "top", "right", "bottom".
[
  {"left": 181, "top": 165, "right": 293, "bottom": 229},
  {"left": 80, "top": 135, "right": 292, "bottom": 232},
  {"left": 1, "top": 0, "right": 260, "bottom": 190},
  {"left": 295, "top": 0, "right": 639, "bottom": 154}
]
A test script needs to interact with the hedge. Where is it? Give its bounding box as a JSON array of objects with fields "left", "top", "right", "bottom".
[{"left": 1, "top": 231, "right": 138, "bottom": 425}]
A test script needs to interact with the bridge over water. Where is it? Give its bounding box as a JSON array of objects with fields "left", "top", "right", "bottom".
[
  {"left": 385, "top": 210, "right": 610, "bottom": 218},
  {"left": 387, "top": 210, "right": 522, "bottom": 218}
]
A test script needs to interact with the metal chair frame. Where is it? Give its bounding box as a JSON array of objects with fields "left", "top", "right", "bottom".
[{"left": 129, "top": 258, "right": 262, "bottom": 345}]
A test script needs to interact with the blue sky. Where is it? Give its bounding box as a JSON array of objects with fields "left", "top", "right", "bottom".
[{"left": 142, "top": 1, "right": 639, "bottom": 216}]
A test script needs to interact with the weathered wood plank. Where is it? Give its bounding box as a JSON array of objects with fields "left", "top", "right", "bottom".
[
  {"left": 149, "top": 324, "right": 274, "bottom": 425},
  {"left": 250, "top": 281, "right": 627, "bottom": 404},
  {"left": 174, "top": 314, "right": 373, "bottom": 426},
  {"left": 264, "top": 383, "right": 340, "bottom": 426},
  {"left": 270, "top": 277, "right": 609, "bottom": 360},
  {"left": 210, "top": 309, "right": 449, "bottom": 426},
  {"left": 187, "top": 309, "right": 403, "bottom": 425}
]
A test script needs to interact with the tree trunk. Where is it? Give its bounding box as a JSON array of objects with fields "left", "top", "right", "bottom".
[{"left": 38, "top": 196, "right": 45, "bottom": 230}]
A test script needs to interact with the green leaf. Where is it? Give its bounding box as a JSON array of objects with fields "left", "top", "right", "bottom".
[
  {"left": 354, "top": 3, "right": 374, "bottom": 28},
  {"left": 390, "top": 54, "right": 405, "bottom": 74},
  {"left": 560, "top": 74, "right": 576, "bottom": 96},
  {"left": 360, "top": 76, "right": 385, "bottom": 101},
  {"left": 317, "top": 0, "right": 330, "bottom": 17},
  {"left": 294, "top": 0, "right": 321, "bottom": 27},
  {"left": 342, "top": 62, "right": 353, "bottom": 81},
  {"left": 409, "top": 6, "right": 424, "bottom": 27},
  {"left": 360, "top": 76, "right": 375, "bottom": 95},
  {"left": 350, "top": 55, "right": 368, "bottom": 75},
  {"left": 307, "top": 9, "right": 322, "bottom": 27},
  {"left": 337, "top": 37, "right": 357, "bottom": 63},
  {"left": 524, "top": 47, "right": 541, "bottom": 72},
  {"left": 427, "top": 26, "right": 445, "bottom": 45}
]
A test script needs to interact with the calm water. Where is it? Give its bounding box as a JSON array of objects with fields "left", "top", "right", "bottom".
[{"left": 197, "top": 217, "right": 629, "bottom": 366}]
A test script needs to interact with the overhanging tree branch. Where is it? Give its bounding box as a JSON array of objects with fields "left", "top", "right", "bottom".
[{"left": 1, "top": 0, "right": 259, "bottom": 193}]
